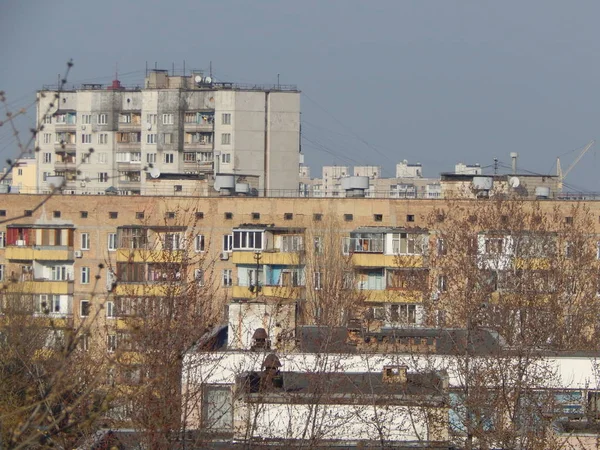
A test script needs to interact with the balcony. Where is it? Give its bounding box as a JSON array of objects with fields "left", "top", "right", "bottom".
[
  {"left": 54, "top": 160, "right": 76, "bottom": 171},
  {"left": 117, "top": 141, "right": 142, "bottom": 150},
  {"left": 232, "top": 251, "right": 302, "bottom": 266},
  {"left": 4, "top": 280, "right": 74, "bottom": 295},
  {"left": 351, "top": 253, "right": 424, "bottom": 268},
  {"left": 232, "top": 285, "right": 305, "bottom": 300},
  {"left": 114, "top": 283, "right": 183, "bottom": 297},
  {"left": 118, "top": 122, "right": 141, "bottom": 132},
  {"left": 117, "top": 161, "right": 142, "bottom": 171},
  {"left": 116, "top": 248, "right": 183, "bottom": 263},
  {"left": 361, "top": 289, "right": 424, "bottom": 303},
  {"left": 5, "top": 245, "right": 74, "bottom": 261},
  {"left": 183, "top": 141, "right": 213, "bottom": 151},
  {"left": 54, "top": 122, "right": 77, "bottom": 132},
  {"left": 183, "top": 122, "right": 213, "bottom": 132},
  {"left": 183, "top": 160, "right": 214, "bottom": 173},
  {"left": 54, "top": 142, "right": 76, "bottom": 152}
]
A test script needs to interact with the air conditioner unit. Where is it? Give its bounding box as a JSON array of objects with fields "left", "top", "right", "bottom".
[
  {"left": 74, "top": 250, "right": 83, "bottom": 258},
  {"left": 220, "top": 252, "right": 229, "bottom": 260}
]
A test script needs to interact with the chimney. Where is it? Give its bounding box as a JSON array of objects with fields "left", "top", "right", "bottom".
[
  {"left": 510, "top": 152, "right": 518, "bottom": 174},
  {"left": 382, "top": 365, "right": 408, "bottom": 383}
]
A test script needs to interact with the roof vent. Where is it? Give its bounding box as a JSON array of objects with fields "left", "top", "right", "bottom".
[{"left": 341, "top": 176, "right": 369, "bottom": 198}]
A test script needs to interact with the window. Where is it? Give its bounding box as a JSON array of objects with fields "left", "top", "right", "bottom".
[
  {"left": 107, "top": 335, "right": 117, "bottom": 352},
  {"left": 43, "top": 114, "right": 52, "bottom": 124},
  {"left": 0, "top": 232, "right": 5, "bottom": 248},
  {"left": 109, "top": 212, "right": 118, "bottom": 219},
  {"left": 407, "top": 214, "right": 415, "bottom": 222},
  {"left": 81, "top": 233, "right": 90, "bottom": 250},
  {"left": 0, "top": 210, "right": 5, "bottom": 217},
  {"left": 222, "top": 113, "right": 231, "bottom": 125},
  {"left": 51, "top": 266, "right": 71, "bottom": 281},
  {"left": 223, "top": 234, "right": 233, "bottom": 252},
  {"left": 374, "top": 214, "right": 383, "bottom": 222},
  {"left": 221, "top": 133, "right": 231, "bottom": 145},
  {"left": 195, "top": 269, "right": 205, "bottom": 286},
  {"left": 389, "top": 304, "right": 417, "bottom": 324},
  {"left": 80, "top": 334, "right": 90, "bottom": 351},
  {"left": 98, "top": 153, "right": 107, "bottom": 164},
  {"left": 0, "top": 264, "right": 4, "bottom": 281},
  {"left": 43, "top": 152, "right": 52, "bottom": 163},
  {"left": 162, "top": 233, "right": 183, "bottom": 250},
  {"left": 146, "top": 114, "right": 157, "bottom": 125},
  {"left": 252, "top": 212, "right": 260, "bottom": 220},
  {"left": 282, "top": 235, "right": 303, "bottom": 252},
  {"left": 80, "top": 211, "right": 88, "bottom": 219},
  {"left": 437, "top": 275, "right": 447, "bottom": 293},
  {"left": 136, "top": 212, "right": 144, "bottom": 220},
  {"left": 202, "top": 386, "right": 233, "bottom": 431},
  {"left": 392, "top": 233, "right": 426, "bottom": 255},
  {"left": 195, "top": 234, "right": 205, "bottom": 252},
  {"left": 436, "top": 238, "right": 446, "bottom": 256},
  {"left": 106, "top": 301, "right": 115, "bottom": 318},
  {"left": 344, "top": 214, "right": 353, "bottom": 222},
  {"left": 147, "top": 134, "right": 157, "bottom": 144},
  {"left": 24, "top": 210, "right": 33, "bottom": 217},
  {"left": 81, "top": 267, "right": 90, "bottom": 284},
  {"left": 98, "top": 114, "right": 107, "bottom": 125},
  {"left": 313, "top": 272, "right": 322, "bottom": 290},
  {"left": 313, "top": 213, "right": 323, "bottom": 221},
  {"left": 162, "top": 113, "right": 174, "bottom": 125},
  {"left": 164, "top": 153, "right": 174, "bottom": 164},
  {"left": 222, "top": 269, "right": 233, "bottom": 287},
  {"left": 565, "top": 216, "right": 574, "bottom": 225},
  {"left": 80, "top": 300, "right": 90, "bottom": 317},
  {"left": 284, "top": 213, "right": 293, "bottom": 220},
  {"left": 108, "top": 233, "right": 117, "bottom": 251},
  {"left": 81, "top": 114, "right": 91, "bottom": 124},
  {"left": 174, "top": 185, "right": 183, "bottom": 193},
  {"left": 98, "top": 172, "right": 109, "bottom": 183},
  {"left": 233, "top": 230, "right": 263, "bottom": 250},
  {"left": 147, "top": 153, "right": 156, "bottom": 163},
  {"left": 98, "top": 133, "right": 108, "bottom": 144},
  {"left": 196, "top": 211, "right": 204, "bottom": 220},
  {"left": 221, "top": 153, "right": 231, "bottom": 164},
  {"left": 485, "top": 237, "right": 505, "bottom": 255},
  {"left": 224, "top": 212, "right": 233, "bottom": 220},
  {"left": 53, "top": 211, "right": 61, "bottom": 218},
  {"left": 43, "top": 134, "right": 52, "bottom": 144},
  {"left": 160, "top": 133, "right": 173, "bottom": 144},
  {"left": 82, "top": 134, "right": 92, "bottom": 144}
]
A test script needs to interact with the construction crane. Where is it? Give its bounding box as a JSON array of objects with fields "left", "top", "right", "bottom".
[{"left": 557, "top": 140, "right": 595, "bottom": 191}]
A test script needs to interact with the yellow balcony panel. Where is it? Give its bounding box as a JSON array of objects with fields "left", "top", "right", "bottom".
[
  {"left": 232, "top": 251, "right": 301, "bottom": 266},
  {"left": 362, "top": 289, "right": 424, "bottom": 303},
  {"left": 5, "top": 246, "right": 73, "bottom": 261},
  {"left": 514, "top": 257, "right": 551, "bottom": 270},
  {"left": 232, "top": 285, "right": 304, "bottom": 300},
  {"left": 4, "top": 280, "right": 73, "bottom": 295},
  {"left": 116, "top": 249, "right": 183, "bottom": 263},
  {"left": 114, "top": 283, "right": 183, "bottom": 297},
  {"left": 351, "top": 253, "right": 424, "bottom": 268}
]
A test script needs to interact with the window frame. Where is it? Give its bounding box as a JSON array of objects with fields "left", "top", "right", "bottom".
[
  {"left": 81, "top": 267, "right": 90, "bottom": 284},
  {"left": 108, "top": 233, "right": 117, "bottom": 251},
  {"left": 81, "top": 233, "right": 90, "bottom": 250}
]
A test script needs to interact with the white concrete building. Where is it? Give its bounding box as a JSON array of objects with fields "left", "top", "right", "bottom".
[{"left": 35, "top": 70, "right": 300, "bottom": 196}]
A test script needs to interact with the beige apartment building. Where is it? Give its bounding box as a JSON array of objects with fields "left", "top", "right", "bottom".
[{"left": 35, "top": 70, "right": 300, "bottom": 196}]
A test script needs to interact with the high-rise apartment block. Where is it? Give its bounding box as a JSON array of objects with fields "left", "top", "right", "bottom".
[{"left": 35, "top": 70, "right": 300, "bottom": 195}]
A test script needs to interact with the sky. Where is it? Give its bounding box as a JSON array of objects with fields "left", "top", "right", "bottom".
[{"left": 1, "top": 0, "right": 600, "bottom": 192}]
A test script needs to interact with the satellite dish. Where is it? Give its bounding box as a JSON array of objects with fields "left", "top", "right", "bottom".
[
  {"left": 204, "top": 76, "right": 212, "bottom": 84},
  {"left": 150, "top": 167, "right": 161, "bottom": 179},
  {"left": 146, "top": 122, "right": 152, "bottom": 130},
  {"left": 194, "top": 75, "right": 203, "bottom": 84},
  {"left": 509, "top": 177, "right": 520, "bottom": 188}
]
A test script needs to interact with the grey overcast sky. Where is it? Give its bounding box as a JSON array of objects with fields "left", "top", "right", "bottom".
[{"left": 2, "top": 0, "right": 600, "bottom": 191}]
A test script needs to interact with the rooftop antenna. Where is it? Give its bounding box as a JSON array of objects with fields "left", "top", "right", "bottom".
[
  {"left": 493, "top": 158, "right": 498, "bottom": 174},
  {"left": 183, "top": 60, "right": 186, "bottom": 77},
  {"left": 172, "top": 62, "right": 175, "bottom": 76},
  {"left": 155, "top": 61, "right": 158, "bottom": 70},
  {"left": 115, "top": 62, "right": 118, "bottom": 81},
  {"left": 209, "top": 61, "right": 212, "bottom": 78},
  {"left": 145, "top": 61, "right": 148, "bottom": 77}
]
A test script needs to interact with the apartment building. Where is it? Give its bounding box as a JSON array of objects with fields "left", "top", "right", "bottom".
[{"left": 35, "top": 70, "right": 300, "bottom": 196}]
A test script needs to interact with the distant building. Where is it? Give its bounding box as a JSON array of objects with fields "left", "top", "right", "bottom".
[
  {"left": 396, "top": 160, "right": 423, "bottom": 178},
  {"left": 10, "top": 158, "right": 37, "bottom": 194},
  {"left": 36, "top": 69, "right": 300, "bottom": 196},
  {"left": 454, "top": 162, "right": 482, "bottom": 175}
]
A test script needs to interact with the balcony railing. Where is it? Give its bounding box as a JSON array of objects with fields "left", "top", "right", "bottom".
[
  {"left": 54, "top": 142, "right": 76, "bottom": 152},
  {"left": 183, "top": 142, "right": 213, "bottom": 150}
]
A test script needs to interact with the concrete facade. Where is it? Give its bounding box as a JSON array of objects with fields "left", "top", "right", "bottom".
[{"left": 35, "top": 71, "right": 300, "bottom": 196}]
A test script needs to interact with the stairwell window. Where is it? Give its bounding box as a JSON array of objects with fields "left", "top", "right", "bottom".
[
  {"left": 222, "top": 113, "right": 231, "bottom": 125},
  {"left": 98, "top": 114, "right": 107, "bottom": 125},
  {"left": 81, "top": 233, "right": 90, "bottom": 250},
  {"left": 81, "top": 267, "right": 90, "bottom": 284},
  {"left": 0, "top": 232, "right": 5, "bottom": 248},
  {"left": 108, "top": 233, "right": 117, "bottom": 251},
  {"left": 222, "top": 269, "right": 233, "bottom": 287},
  {"left": 195, "top": 234, "right": 205, "bottom": 252},
  {"left": 106, "top": 301, "right": 115, "bottom": 318},
  {"left": 221, "top": 133, "right": 231, "bottom": 145},
  {"left": 164, "top": 153, "right": 174, "bottom": 164},
  {"left": 80, "top": 300, "right": 90, "bottom": 317},
  {"left": 162, "top": 114, "right": 174, "bottom": 125}
]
